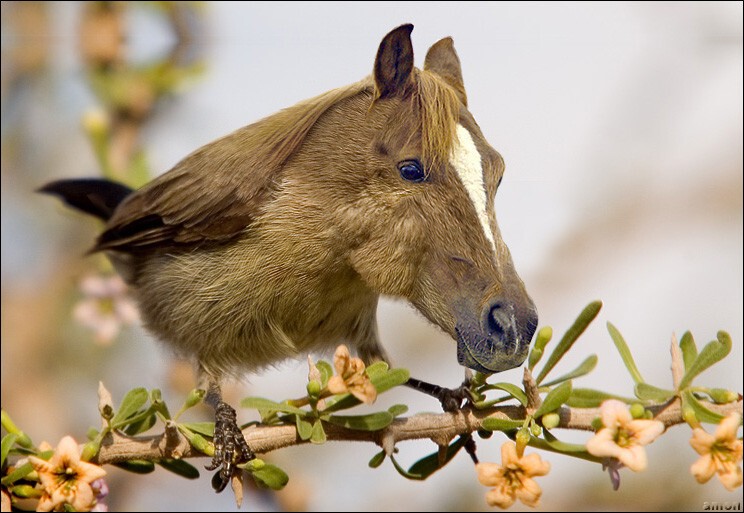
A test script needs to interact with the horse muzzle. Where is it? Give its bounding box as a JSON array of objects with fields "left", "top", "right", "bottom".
[{"left": 455, "top": 297, "right": 538, "bottom": 374}]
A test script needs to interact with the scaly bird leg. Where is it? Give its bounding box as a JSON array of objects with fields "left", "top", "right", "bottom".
[{"left": 203, "top": 379, "right": 254, "bottom": 493}]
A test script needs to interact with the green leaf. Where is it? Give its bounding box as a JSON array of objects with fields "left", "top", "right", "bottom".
[
  {"left": 178, "top": 422, "right": 214, "bottom": 438},
  {"left": 316, "top": 360, "right": 333, "bottom": 388},
  {"left": 369, "top": 450, "right": 386, "bottom": 468},
  {"left": 483, "top": 382, "right": 528, "bottom": 406},
  {"left": 1, "top": 433, "right": 18, "bottom": 467},
  {"left": 679, "top": 332, "right": 732, "bottom": 390},
  {"left": 310, "top": 420, "right": 327, "bottom": 444},
  {"left": 679, "top": 331, "right": 698, "bottom": 373},
  {"left": 241, "top": 397, "right": 307, "bottom": 416},
  {"left": 296, "top": 416, "right": 313, "bottom": 441},
  {"left": 480, "top": 417, "right": 525, "bottom": 432},
  {"left": 607, "top": 322, "right": 645, "bottom": 385},
  {"left": 528, "top": 326, "right": 553, "bottom": 370},
  {"left": 682, "top": 390, "right": 725, "bottom": 424},
  {"left": 114, "top": 459, "right": 156, "bottom": 474},
  {"left": 388, "top": 404, "right": 408, "bottom": 417},
  {"left": 1, "top": 461, "right": 33, "bottom": 486},
  {"left": 541, "top": 355, "right": 598, "bottom": 388},
  {"left": 250, "top": 464, "right": 289, "bottom": 490},
  {"left": 407, "top": 436, "right": 468, "bottom": 480},
  {"left": 324, "top": 411, "right": 394, "bottom": 431},
  {"left": 536, "top": 301, "right": 602, "bottom": 384},
  {"left": 534, "top": 381, "right": 573, "bottom": 418},
  {"left": 365, "top": 361, "right": 389, "bottom": 379},
  {"left": 123, "top": 412, "right": 157, "bottom": 436},
  {"left": 566, "top": 388, "right": 635, "bottom": 408},
  {"left": 530, "top": 430, "right": 602, "bottom": 463},
  {"left": 157, "top": 458, "right": 200, "bottom": 479},
  {"left": 634, "top": 383, "right": 676, "bottom": 402},
  {"left": 111, "top": 388, "right": 149, "bottom": 428}
]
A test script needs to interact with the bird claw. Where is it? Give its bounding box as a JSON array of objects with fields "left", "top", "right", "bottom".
[{"left": 205, "top": 401, "right": 254, "bottom": 493}]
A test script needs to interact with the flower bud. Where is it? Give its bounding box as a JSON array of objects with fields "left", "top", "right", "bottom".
[
  {"left": 98, "top": 382, "right": 114, "bottom": 421},
  {"left": 708, "top": 388, "right": 739, "bottom": 404},
  {"left": 541, "top": 412, "right": 560, "bottom": 429},
  {"left": 629, "top": 403, "right": 645, "bottom": 419},
  {"left": 515, "top": 427, "right": 531, "bottom": 456}
]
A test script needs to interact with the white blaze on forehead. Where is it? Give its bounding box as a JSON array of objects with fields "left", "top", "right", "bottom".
[{"left": 449, "top": 124, "right": 496, "bottom": 252}]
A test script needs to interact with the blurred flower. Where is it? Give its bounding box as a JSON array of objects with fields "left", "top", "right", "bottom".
[
  {"left": 586, "top": 399, "right": 664, "bottom": 472},
  {"left": 476, "top": 441, "right": 550, "bottom": 509},
  {"left": 689, "top": 412, "right": 742, "bottom": 491},
  {"left": 28, "top": 436, "right": 107, "bottom": 512},
  {"left": 326, "top": 345, "right": 377, "bottom": 404},
  {"left": 73, "top": 274, "right": 139, "bottom": 345}
]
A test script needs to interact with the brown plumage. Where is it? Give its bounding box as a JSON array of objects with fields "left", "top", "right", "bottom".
[{"left": 41, "top": 24, "right": 538, "bottom": 491}]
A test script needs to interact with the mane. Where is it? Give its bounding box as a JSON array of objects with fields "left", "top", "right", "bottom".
[{"left": 250, "top": 68, "right": 462, "bottom": 173}]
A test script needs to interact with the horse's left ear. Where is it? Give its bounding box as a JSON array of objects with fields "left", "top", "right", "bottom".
[
  {"left": 424, "top": 37, "right": 467, "bottom": 106},
  {"left": 374, "top": 24, "right": 415, "bottom": 99}
]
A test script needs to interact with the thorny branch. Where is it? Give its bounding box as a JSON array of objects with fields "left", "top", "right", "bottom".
[{"left": 93, "top": 399, "right": 743, "bottom": 465}]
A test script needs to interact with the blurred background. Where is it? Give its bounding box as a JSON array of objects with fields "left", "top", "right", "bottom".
[{"left": 1, "top": 1, "right": 742, "bottom": 511}]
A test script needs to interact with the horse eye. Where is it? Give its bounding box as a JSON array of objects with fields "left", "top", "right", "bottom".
[{"left": 398, "top": 160, "right": 427, "bottom": 183}]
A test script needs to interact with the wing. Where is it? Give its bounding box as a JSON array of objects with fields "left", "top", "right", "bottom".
[{"left": 94, "top": 126, "right": 279, "bottom": 253}]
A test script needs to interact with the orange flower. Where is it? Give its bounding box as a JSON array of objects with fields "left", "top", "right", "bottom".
[
  {"left": 476, "top": 442, "right": 551, "bottom": 509},
  {"left": 689, "top": 412, "right": 742, "bottom": 491},
  {"left": 28, "top": 436, "right": 107, "bottom": 512},
  {"left": 586, "top": 400, "right": 664, "bottom": 472},
  {"left": 326, "top": 345, "right": 377, "bottom": 404}
]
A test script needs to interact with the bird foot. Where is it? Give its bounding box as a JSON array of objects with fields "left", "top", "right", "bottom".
[{"left": 205, "top": 400, "right": 254, "bottom": 493}]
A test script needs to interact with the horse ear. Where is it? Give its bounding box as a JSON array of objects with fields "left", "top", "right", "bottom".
[
  {"left": 374, "top": 24, "right": 415, "bottom": 99},
  {"left": 424, "top": 37, "right": 467, "bottom": 106}
]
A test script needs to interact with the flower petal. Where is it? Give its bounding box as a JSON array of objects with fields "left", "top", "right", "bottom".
[
  {"left": 690, "top": 453, "right": 716, "bottom": 484},
  {"left": 485, "top": 485, "right": 516, "bottom": 509},
  {"left": 715, "top": 412, "right": 742, "bottom": 442},
  {"left": 629, "top": 419, "right": 665, "bottom": 445},
  {"left": 689, "top": 428, "right": 716, "bottom": 455},
  {"left": 600, "top": 400, "right": 631, "bottom": 428},
  {"left": 718, "top": 464, "right": 743, "bottom": 491},
  {"left": 617, "top": 444, "right": 647, "bottom": 472},
  {"left": 476, "top": 462, "right": 503, "bottom": 487}
]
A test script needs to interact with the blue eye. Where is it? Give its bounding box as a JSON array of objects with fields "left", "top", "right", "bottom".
[{"left": 398, "top": 160, "right": 427, "bottom": 182}]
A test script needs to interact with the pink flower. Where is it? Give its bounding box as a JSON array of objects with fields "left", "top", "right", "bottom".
[
  {"left": 586, "top": 400, "right": 664, "bottom": 472},
  {"left": 689, "top": 412, "right": 742, "bottom": 491},
  {"left": 326, "top": 345, "right": 377, "bottom": 404},
  {"left": 476, "top": 442, "right": 551, "bottom": 509},
  {"left": 28, "top": 436, "right": 107, "bottom": 512},
  {"left": 73, "top": 274, "right": 139, "bottom": 344}
]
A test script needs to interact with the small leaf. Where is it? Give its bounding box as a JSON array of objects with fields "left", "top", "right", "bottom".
[
  {"left": 365, "top": 361, "right": 389, "bottom": 379},
  {"left": 534, "top": 381, "right": 573, "bottom": 419},
  {"left": 1, "top": 433, "right": 18, "bottom": 467},
  {"left": 483, "top": 383, "right": 528, "bottom": 406},
  {"left": 1, "top": 461, "right": 33, "bottom": 486},
  {"left": 536, "top": 301, "right": 602, "bottom": 384},
  {"left": 324, "top": 412, "right": 394, "bottom": 431},
  {"left": 178, "top": 422, "right": 214, "bottom": 438},
  {"left": 682, "top": 390, "right": 725, "bottom": 424},
  {"left": 541, "top": 354, "right": 598, "bottom": 388},
  {"left": 157, "top": 458, "right": 200, "bottom": 479},
  {"left": 407, "top": 436, "right": 468, "bottom": 479},
  {"left": 316, "top": 360, "right": 333, "bottom": 388},
  {"left": 111, "top": 388, "right": 149, "bottom": 428},
  {"left": 114, "top": 459, "right": 156, "bottom": 474},
  {"left": 679, "top": 331, "right": 698, "bottom": 373},
  {"left": 310, "top": 420, "right": 327, "bottom": 444},
  {"left": 368, "top": 450, "right": 386, "bottom": 468},
  {"left": 607, "top": 323, "right": 645, "bottom": 385},
  {"left": 123, "top": 412, "right": 157, "bottom": 436},
  {"left": 634, "top": 383, "right": 675, "bottom": 402},
  {"left": 388, "top": 404, "right": 408, "bottom": 417},
  {"left": 480, "top": 417, "right": 525, "bottom": 432},
  {"left": 296, "top": 416, "right": 313, "bottom": 441},
  {"left": 528, "top": 326, "right": 553, "bottom": 370},
  {"left": 241, "top": 397, "right": 306, "bottom": 416},
  {"left": 250, "top": 464, "right": 289, "bottom": 490},
  {"left": 678, "top": 332, "right": 732, "bottom": 390},
  {"left": 566, "top": 388, "right": 635, "bottom": 408}
]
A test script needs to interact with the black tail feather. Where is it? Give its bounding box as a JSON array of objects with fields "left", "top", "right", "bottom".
[{"left": 38, "top": 178, "right": 133, "bottom": 222}]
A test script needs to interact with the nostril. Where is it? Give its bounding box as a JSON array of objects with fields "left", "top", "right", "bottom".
[{"left": 487, "top": 302, "right": 508, "bottom": 338}]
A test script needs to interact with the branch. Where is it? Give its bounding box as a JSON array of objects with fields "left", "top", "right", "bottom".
[{"left": 93, "top": 398, "right": 743, "bottom": 464}]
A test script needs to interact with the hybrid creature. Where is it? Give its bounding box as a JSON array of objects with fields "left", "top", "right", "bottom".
[{"left": 41, "top": 24, "right": 538, "bottom": 491}]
